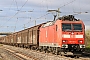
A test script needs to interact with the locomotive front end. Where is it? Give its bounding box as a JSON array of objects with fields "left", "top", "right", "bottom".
[{"left": 61, "top": 15, "right": 85, "bottom": 52}]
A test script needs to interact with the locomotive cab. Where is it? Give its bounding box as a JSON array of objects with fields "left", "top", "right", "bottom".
[{"left": 61, "top": 15, "right": 85, "bottom": 53}]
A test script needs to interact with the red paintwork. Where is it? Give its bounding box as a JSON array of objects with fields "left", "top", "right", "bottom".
[
  {"left": 39, "top": 19, "right": 85, "bottom": 47},
  {"left": 39, "top": 20, "right": 63, "bottom": 47},
  {"left": 62, "top": 20, "right": 85, "bottom": 45},
  {"left": 62, "top": 32, "right": 84, "bottom": 44}
]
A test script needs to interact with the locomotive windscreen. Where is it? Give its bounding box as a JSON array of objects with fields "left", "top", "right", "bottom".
[
  {"left": 62, "top": 23, "right": 82, "bottom": 31},
  {"left": 62, "top": 24, "right": 71, "bottom": 31},
  {"left": 73, "top": 24, "right": 82, "bottom": 31}
]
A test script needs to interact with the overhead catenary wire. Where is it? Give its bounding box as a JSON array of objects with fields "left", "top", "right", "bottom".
[
  {"left": 2, "top": 0, "right": 76, "bottom": 26},
  {"left": 0, "top": 0, "right": 28, "bottom": 32},
  {"left": 1, "top": 0, "right": 28, "bottom": 26},
  {"left": 18, "top": 13, "right": 50, "bottom": 29},
  {"left": 59, "top": 0, "right": 76, "bottom": 8},
  {"left": 9, "top": 0, "right": 18, "bottom": 10},
  {"left": 18, "top": 0, "right": 77, "bottom": 29},
  {"left": 14, "top": 0, "right": 18, "bottom": 10},
  {"left": 14, "top": 17, "right": 18, "bottom": 32},
  {"left": 27, "top": 0, "right": 77, "bottom": 23},
  {"left": 9, "top": 0, "right": 15, "bottom": 10},
  {"left": 46, "top": 0, "right": 48, "bottom": 10},
  {"left": 2, "top": 0, "right": 88, "bottom": 32},
  {"left": 28, "top": 1, "right": 76, "bottom": 22},
  {"left": 26, "top": 13, "right": 50, "bottom": 25}
]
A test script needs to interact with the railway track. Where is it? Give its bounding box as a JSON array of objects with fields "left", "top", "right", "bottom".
[
  {"left": 2, "top": 47, "right": 39, "bottom": 60},
  {"left": 4, "top": 48, "right": 28, "bottom": 60},
  {"left": 1, "top": 45, "right": 90, "bottom": 60}
]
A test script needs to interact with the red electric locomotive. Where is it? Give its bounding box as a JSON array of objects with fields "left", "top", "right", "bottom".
[
  {"left": 39, "top": 15, "right": 85, "bottom": 55},
  {"left": 0, "top": 15, "right": 85, "bottom": 56}
]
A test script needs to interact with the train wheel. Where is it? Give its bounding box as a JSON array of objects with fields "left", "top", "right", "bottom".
[
  {"left": 27, "top": 45, "right": 29, "bottom": 49},
  {"left": 44, "top": 47, "right": 47, "bottom": 53},
  {"left": 47, "top": 47, "right": 51, "bottom": 53},
  {"left": 52, "top": 47, "right": 55, "bottom": 54},
  {"left": 39, "top": 46, "right": 43, "bottom": 52},
  {"left": 55, "top": 48, "right": 58, "bottom": 55},
  {"left": 52, "top": 47, "right": 58, "bottom": 55}
]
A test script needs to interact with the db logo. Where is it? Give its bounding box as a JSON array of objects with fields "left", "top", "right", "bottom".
[{"left": 71, "top": 35, "right": 74, "bottom": 38}]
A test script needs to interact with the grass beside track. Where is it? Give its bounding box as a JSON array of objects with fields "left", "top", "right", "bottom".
[
  {"left": 85, "top": 45, "right": 90, "bottom": 53},
  {"left": 0, "top": 44, "right": 3, "bottom": 47},
  {"left": 0, "top": 58, "right": 3, "bottom": 60}
]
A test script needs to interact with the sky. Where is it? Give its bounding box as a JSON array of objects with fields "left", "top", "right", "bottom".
[{"left": 0, "top": 0, "right": 90, "bottom": 32}]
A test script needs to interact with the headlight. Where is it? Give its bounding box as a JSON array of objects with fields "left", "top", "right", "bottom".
[
  {"left": 62, "top": 40, "right": 67, "bottom": 44},
  {"left": 78, "top": 40, "right": 83, "bottom": 44},
  {"left": 63, "top": 40, "right": 66, "bottom": 43}
]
